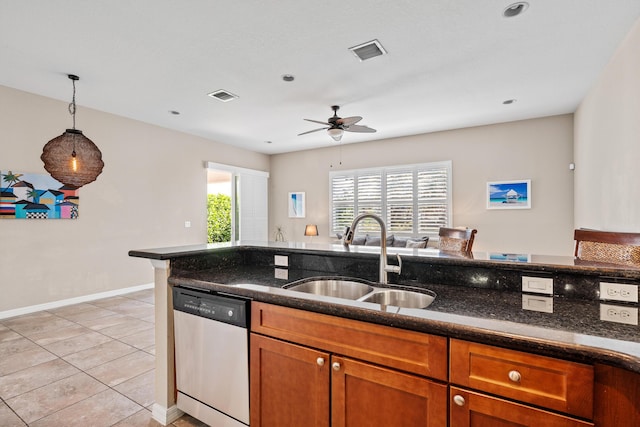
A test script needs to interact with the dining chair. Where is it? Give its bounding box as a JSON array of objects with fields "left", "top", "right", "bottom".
[
  {"left": 573, "top": 228, "right": 640, "bottom": 266},
  {"left": 438, "top": 227, "right": 478, "bottom": 252}
]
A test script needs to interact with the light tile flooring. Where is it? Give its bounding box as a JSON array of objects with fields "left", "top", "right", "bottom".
[{"left": 0, "top": 289, "right": 207, "bottom": 427}]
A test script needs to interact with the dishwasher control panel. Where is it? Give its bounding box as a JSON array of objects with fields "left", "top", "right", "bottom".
[{"left": 173, "top": 287, "right": 249, "bottom": 328}]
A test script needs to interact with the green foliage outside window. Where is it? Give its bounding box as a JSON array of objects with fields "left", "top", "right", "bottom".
[{"left": 207, "top": 194, "right": 231, "bottom": 243}]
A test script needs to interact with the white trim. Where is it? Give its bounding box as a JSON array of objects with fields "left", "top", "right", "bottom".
[
  {"left": 205, "top": 161, "right": 269, "bottom": 178},
  {"left": 0, "top": 283, "right": 154, "bottom": 320},
  {"left": 152, "top": 403, "right": 184, "bottom": 425}
]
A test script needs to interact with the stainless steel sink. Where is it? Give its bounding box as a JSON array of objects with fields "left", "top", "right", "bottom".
[
  {"left": 284, "top": 279, "right": 375, "bottom": 299},
  {"left": 284, "top": 277, "right": 436, "bottom": 309},
  {"left": 359, "top": 289, "right": 435, "bottom": 309}
]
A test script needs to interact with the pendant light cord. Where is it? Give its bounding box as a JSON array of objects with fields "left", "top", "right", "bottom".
[{"left": 68, "top": 78, "right": 77, "bottom": 130}]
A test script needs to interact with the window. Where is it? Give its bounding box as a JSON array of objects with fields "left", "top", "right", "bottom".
[{"left": 330, "top": 161, "right": 451, "bottom": 237}]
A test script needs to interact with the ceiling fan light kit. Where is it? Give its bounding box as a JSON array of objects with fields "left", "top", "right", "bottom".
[
  {"left": 327, "top": 128, "right": 344, "bottom": 141},
  {"left": 299, "top": 105, "right": 376, "bottom": 142}
]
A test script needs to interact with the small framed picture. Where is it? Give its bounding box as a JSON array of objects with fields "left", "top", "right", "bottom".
[
  {"left": 487, "top": 180, "right": 531, "bottom": 209},
  {"left": 288, "top": 192, "right": 305, "bottom": 218}
]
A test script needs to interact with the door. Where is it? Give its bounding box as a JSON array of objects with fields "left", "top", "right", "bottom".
[
  {"left": 207, "top": 162, "right": 269, "bottom": 242},
  {"left": 331, "top": 356, "right": 448, "bottom": 427},
  {"left": 250, "top": 334, "right": 330, "bottom": 427}
]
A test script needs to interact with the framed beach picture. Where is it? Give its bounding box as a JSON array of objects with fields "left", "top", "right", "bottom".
[
  {"left": 288, "top": 192, "right": 305, "bottom": 218},
  {"left": 487, "top": 179, "right": 531, "bottom": 209}
]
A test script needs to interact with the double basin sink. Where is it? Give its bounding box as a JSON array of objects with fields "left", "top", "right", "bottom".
[{"left": 283, "top": 277, "right": 436, "bottom": 309}]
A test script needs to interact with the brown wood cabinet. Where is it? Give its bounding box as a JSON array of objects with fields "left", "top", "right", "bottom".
[
  {"left": 450, "top": 339, "right": 594, "bottom": 420},
  {"left": 449, "top": 387, "right": 593, "bottom": 427},
  {"left": 250, "top": 302, "right": 448, "bottom": 427},
  {"left": 250, "top": 334, "right": 329, "bottom": 427},
  {"left": 250, "top": 302, "right": 640, "bottom": 426}
]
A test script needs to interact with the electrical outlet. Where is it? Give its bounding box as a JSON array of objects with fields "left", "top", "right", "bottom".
[
  {"left": 599, "top": 282, "right": 638, "bottom": 303},
  {"left": 600, "top": 304, "right": 638, "bottom": 325}
]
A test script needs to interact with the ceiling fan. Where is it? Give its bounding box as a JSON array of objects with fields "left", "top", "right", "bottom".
[{"left": 298, "top": 105, "right": 376, "bottom": 141}]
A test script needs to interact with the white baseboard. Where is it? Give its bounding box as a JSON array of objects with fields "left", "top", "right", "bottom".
[
  {"left": 152, "top": 403, "right": 184, "bottom": 425},
  {"left": 0, "top": 283, "right": 154, "bottom": 320}
]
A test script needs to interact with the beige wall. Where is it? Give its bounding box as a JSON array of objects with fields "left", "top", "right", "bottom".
[
  {"left": 574, "top": 18, "right": 640, "bottom": 231},
  {"left": 269, "top": 115, "right": 575, "bottom": 256},
  {"left": 0, "top": 85, "right": 269, "bottom": 311}
]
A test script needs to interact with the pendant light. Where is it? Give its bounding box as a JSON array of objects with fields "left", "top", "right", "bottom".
[{"left": 41, "top": 74, "right": 104, "bottom": 188}]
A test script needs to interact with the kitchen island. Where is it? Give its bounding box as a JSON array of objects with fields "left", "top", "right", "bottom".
[{"left": 129, "top": 241, "right": 640, "bottom": 426}]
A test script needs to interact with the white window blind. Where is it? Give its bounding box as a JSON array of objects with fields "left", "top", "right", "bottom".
[{"left": 330, "top": 161, "right": 451, "bottom": 237}]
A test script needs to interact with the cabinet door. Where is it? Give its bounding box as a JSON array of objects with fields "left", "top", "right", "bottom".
[
  {"left": 250, "top": 333, "right": 330, "bottom": 427},
  {"left": 450, "top": 387, "right": 593, "bottom": 427},
  {"left": 331, "top": 356, "right": 447, "bottom": 427}
]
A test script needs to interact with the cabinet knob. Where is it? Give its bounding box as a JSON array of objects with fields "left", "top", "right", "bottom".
[
  {"left": 332, "top": 362, "right": 341, "bottom": 371},
  {"left": 508, "top": 370, "right": 522, "bottom": 383},
  {"left": 453, "top": 395, "right": 466, "bottom": 407},
  {"left": 316, "top": 357, "right": 325, "bottom": 367}
]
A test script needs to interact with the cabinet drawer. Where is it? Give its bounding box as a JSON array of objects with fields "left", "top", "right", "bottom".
[
  {"left": 450, "top": 387, "right": 593, "bottom": 427},
  {"left": 450, "top": 339, "right": 594, "bottom": 419},
  {"left": 251, "top": 302, "right": 448, "bottom": 381}
]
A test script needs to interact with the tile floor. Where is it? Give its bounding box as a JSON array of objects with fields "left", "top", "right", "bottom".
[{"left": 0, "top": 289, "right": 207, "bottom": 427}]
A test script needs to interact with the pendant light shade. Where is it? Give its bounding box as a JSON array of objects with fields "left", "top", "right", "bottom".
[{"left": 41, "top": 74, "right": 104, "bottom": 188}]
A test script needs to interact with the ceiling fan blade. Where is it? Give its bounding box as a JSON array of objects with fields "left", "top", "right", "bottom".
[
  {"left": 337, "top": 116, "right": 362, "bottom": 126},
  {"left": 344, "top": 124, "right": 377, "bottom": 133},
  {"left": 304, "top": 119, "right": 331, "bottom": 126},
  {"left": 298, "top": 127, "right": 329, "bottom": 136}
]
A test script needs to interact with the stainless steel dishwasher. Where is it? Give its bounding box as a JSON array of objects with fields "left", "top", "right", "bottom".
[{"left": 173, "top": 286, "right": 250, "bottom": 427}]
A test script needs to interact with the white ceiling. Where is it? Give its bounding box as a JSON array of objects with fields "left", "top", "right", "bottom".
[{"left": 1, "top": 1, "right": 639, "bottom": 155}]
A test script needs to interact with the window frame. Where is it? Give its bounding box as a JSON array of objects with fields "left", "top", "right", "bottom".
[{"left": 329, "top": 161, "right": 452, "bottom": 238}]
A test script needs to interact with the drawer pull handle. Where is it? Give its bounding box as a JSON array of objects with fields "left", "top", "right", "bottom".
[
  {"left": 316, "top": 357, "right": 325, "bottom": 367},
  {"left": 332, "top": 362, "right": 341, "bottom": 371},
  {"left": 508, "top": 370, "right": 522, "bottom": 383},
  {"left": 453, "top": 395, "right": 466, "bottom": 407}
]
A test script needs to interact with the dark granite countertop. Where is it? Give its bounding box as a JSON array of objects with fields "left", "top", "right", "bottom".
[
  {"left": 129, "top": 240, "right": 640, "bottom": 278},
  {"left": 169, "top": 264, "right": 640, "bottom": 374}
]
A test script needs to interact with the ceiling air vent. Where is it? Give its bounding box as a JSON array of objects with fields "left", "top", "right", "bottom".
[
  {"left": 207, "top": 90, "right": 239, "bottom": 102},
  {"left": 348, "top": 39, "right": 387, "bottom": 62}
]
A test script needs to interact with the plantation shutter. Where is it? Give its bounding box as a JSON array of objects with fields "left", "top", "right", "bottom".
[{"left": 330, "top": 161, "right": 451, "bottom": 238}]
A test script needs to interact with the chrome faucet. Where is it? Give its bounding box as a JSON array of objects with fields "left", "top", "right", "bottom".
[{"left": 342, "top": 213, "right": 402, "bottom": 284}]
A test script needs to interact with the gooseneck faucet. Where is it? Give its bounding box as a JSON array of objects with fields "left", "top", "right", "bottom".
[{"left": 342, "top": 213, "right": 401, "bottom": 284}]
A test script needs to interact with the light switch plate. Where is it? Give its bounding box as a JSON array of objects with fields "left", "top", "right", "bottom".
[
  {"left": 274, "top": 255, "right": 289, "bottom": 267},
  {"left": 521, "top": 276, "right": 553, "bottom": 295},
  {"left": 522, "top": 294, "right": 553, "bottom": 313},
  {"left": 274, "top": 268, "right": 289, "bottom": 280}
]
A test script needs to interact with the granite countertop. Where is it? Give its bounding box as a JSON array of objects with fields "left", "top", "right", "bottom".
[{"left": 169, "top": 264, "right": 640, "bottom": 374}]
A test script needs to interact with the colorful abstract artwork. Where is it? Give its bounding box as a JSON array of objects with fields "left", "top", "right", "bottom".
[{"left": 1, "top": 170, "right": 79, "bottom": 219}]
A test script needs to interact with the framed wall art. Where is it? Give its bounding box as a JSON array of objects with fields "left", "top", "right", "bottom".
[
  {"left": 1, "top": 170, "right": 79, "bottom": 219},
  {"left": 288, "top": 192, "right": 305, "bottom": 218},
  {"left": 487, "top": 179, "right": 531, "bottom": 209}
]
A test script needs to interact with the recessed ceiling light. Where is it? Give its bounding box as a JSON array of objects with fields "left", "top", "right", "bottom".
[
  {"left": 265, "top": 140, "right": 273, "bottom": 144},
  {"left": 169, "top": 110, "right": 180, "bottom": 115},
  {"left": 503, "top": 2, "right": 529, "bottom": 18},
  {"left": 348, "top": 39, "right": 387, "bottom": 61},
  {"left": 207, "top": 90, "right": 239, "bottom": 102},
  {"left": 282, "top": 74, "right": 295, "bottom": 82},
  {"left": 503, "top": 99, "right": 517, "bottom": 105}
]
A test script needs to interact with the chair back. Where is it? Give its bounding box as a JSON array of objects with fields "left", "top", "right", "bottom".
[
  {"left": 574, "top": 229, "right": 640, "bottom": 266},
  {"left": 438, "top": 227, "right": 477, "bottom": 252}
]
